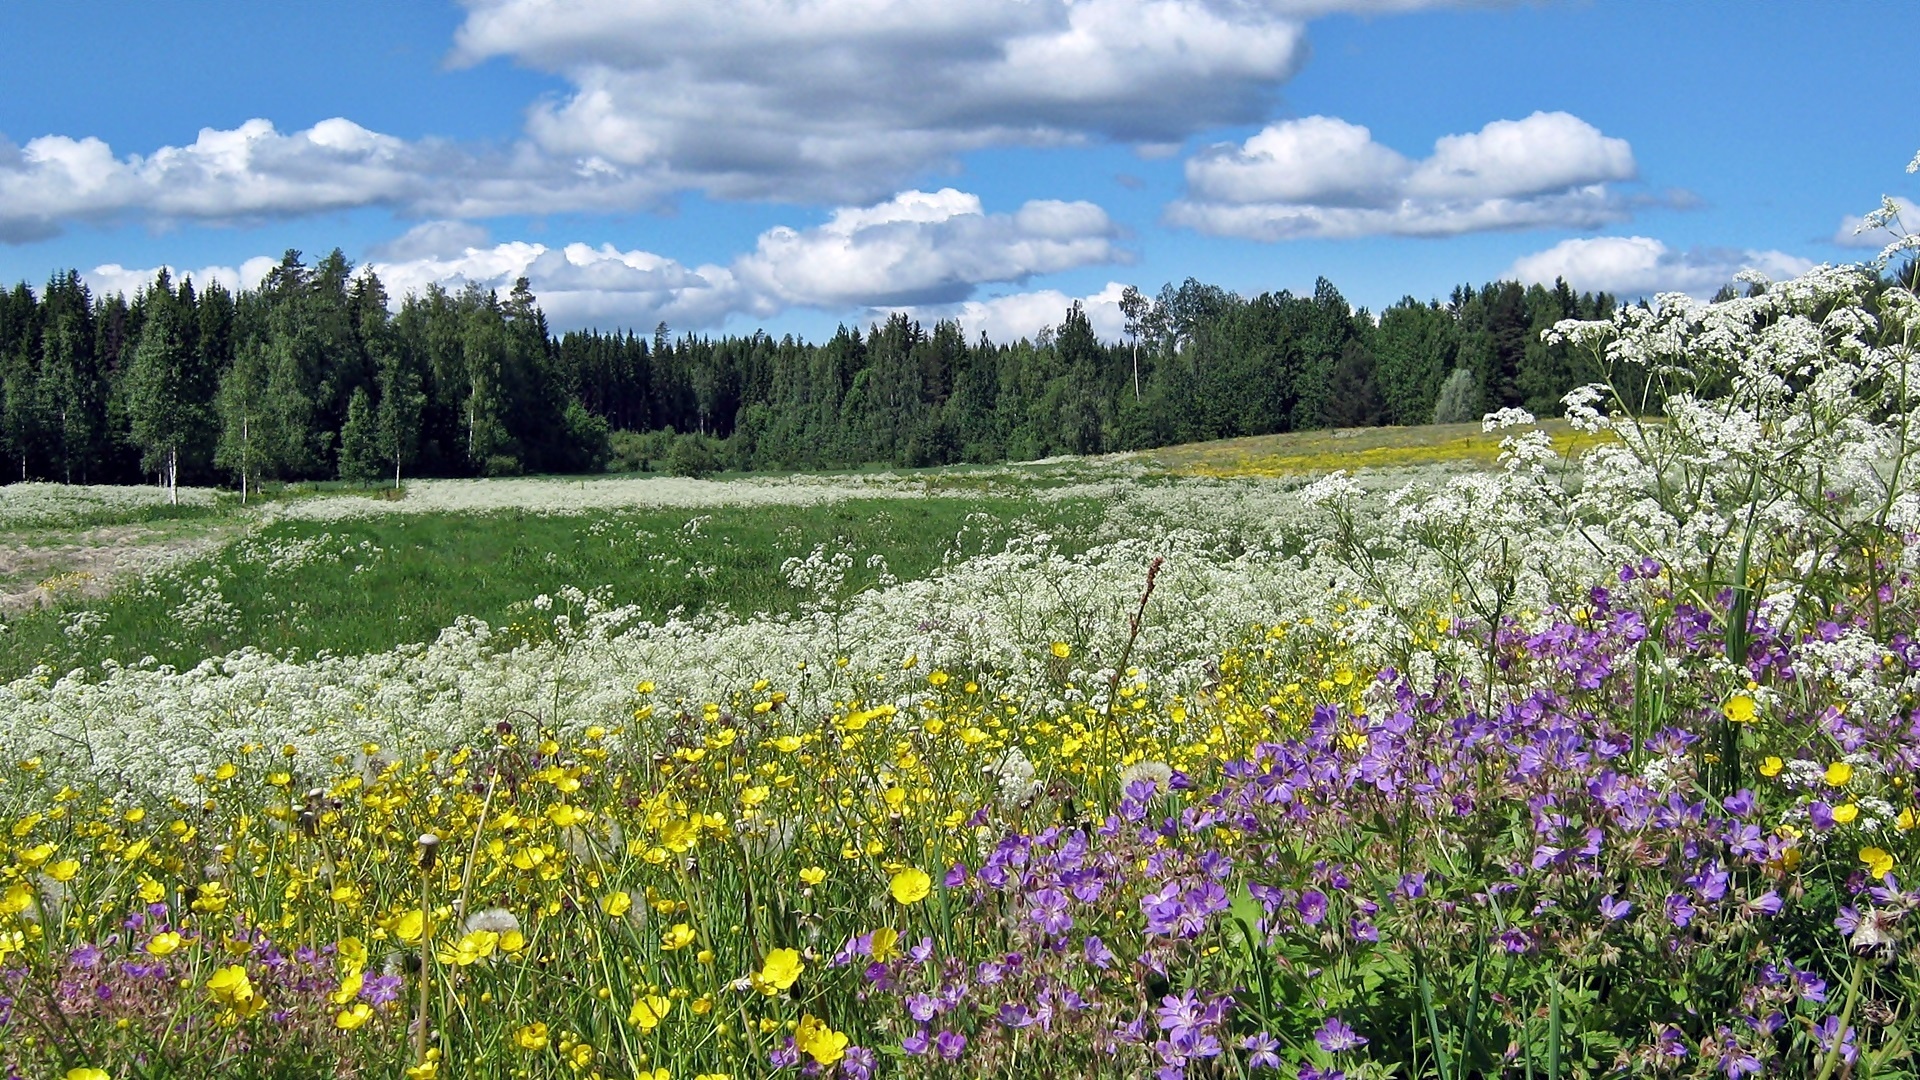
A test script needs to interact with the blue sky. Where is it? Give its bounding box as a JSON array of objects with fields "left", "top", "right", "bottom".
[{"left": 1, "top": 1, "right": 1914, "bottom": 342}]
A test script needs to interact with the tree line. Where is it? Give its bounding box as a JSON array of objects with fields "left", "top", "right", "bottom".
[{"left": 0, "top": 247, "right": 1633, "bottom": 488}]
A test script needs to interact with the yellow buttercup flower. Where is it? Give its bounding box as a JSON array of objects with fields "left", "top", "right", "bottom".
[
  {"left": 1050, "top": 642, "right": 1072, "bottom": 659},
  {"left": 869, "top": 926, "right": 900, "bottom": 962},
  {"left": 751, "top": 948, "right": 804, "bottom": 995},
  {"left": 794, "top": 1013, "right": 849, "bottom": 1066},
  {"left": 66, "top": 1070, "right": 110, "bottom": 1080},
  {"left": 1826, "top": 762, "right": 1854, "bottom": 787},
  {"left": 335, "top": 1003, "right": 373, "bottom": 1030},
  {"left": 207, "top": 964, "right": 265, "bottom": 1017},
  {"left": 1722, "top": 695, "right": 1756, "bottom": 723},
  {"left": 799, "top": 866, "right": 826, "bottom": 886},
  {"left": 437, "top": 930, "right": 499, "bottom": 967},
  {"left": 661, "top": 923, "right": 696, "bottom": 951},
  {"left": 889, "top": 867, "right": 931, "bottom": 905},
  {"left": 145, "top": 931, "right": 183, "bottom": 958},
  {"left": 628, "top": 993, "right": 672, "bottom": 1031},
  {"left": 601, "top": 891, "right": 633, "bottom": 917},
  {"left": 1861, "top": 846, "right": 1895, "bottom": 878},
  {"left": 1832, "top": 803, "right": 1860, "bottom": 825},
  {"left": 515, "top": 1021, "right": 550, "bottom": 1051},
  {"left": 1759, "top": 756, "right": 1783, "bottom": 778},
  {"left": 332, "top": 969, "right": 364, "bottom": 1006},
  {"left": 391, "top": 909, "right": 425, "bottom": 944}
]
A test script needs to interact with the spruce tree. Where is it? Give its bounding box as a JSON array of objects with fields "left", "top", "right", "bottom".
[{"left": 337, "top": 386, "right": 382, "bottom": 483}]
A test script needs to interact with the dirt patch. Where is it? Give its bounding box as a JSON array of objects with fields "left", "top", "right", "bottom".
[{"left": 0, "top": 523, "right": 241, "bottom": 614}]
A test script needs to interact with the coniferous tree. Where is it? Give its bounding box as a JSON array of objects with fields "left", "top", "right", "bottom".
[
  {"left": 1322, "top": 339, "right": 1386, "bottom": 429},
  {"left": 337, "top": 386, "right": 381, "bottom": 483},
  {"left": 0, "top": 283, "right": 44, "bottom": 481},
  {"left": 40, "top": 272, "right": 105, "bottom": 483}
]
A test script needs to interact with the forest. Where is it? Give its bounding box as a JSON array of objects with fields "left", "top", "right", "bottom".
[{"left": 0, "top": 247, "right": 1631, "bottom": 487}]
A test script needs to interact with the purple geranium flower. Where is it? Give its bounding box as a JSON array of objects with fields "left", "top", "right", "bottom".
[
  {"left": 1297, "top": 889, "right": 1329, "bottom": 926},
  {"left": 1241, "top": 1032, "right": 1281, "bottom": 1070},
  {"left": 1315, "top": 1016, "right": 1367, "bottom": 1053}
]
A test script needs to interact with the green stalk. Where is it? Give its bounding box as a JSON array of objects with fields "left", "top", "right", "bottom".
[
  {"left": 1812, "top": 960, "right": 1866, "bottom": 1080},
  {"left": 1417, "top": 959, "right": 1454, "bottom": 1080},
  {"left": 1546, "top": 976, "right": 1563, "bottom": 1080}
]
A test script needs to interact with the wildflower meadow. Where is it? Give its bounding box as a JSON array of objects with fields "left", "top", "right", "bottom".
[{"left": 5, "top": 260, "right": 1920, "bottom": 1079}]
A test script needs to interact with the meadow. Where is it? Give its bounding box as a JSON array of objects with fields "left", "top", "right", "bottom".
[{"left": 2, "top": 267, "right": 1918, "bottom": 1079}]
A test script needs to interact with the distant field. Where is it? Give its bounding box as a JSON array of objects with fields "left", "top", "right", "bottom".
[
  {"left": 0, "top": 420, "right": 1552, "bottom": 680},
  {"left": 1143, "top": 417, "right": 1607, "bottom": 477}
]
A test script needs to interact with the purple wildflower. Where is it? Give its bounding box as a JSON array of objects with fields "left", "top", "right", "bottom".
[
  {"left": 1297, "top": 889, "right": 1329, "bottom": 926},
  {"left": 1315, "top": 1016, "right": 1367, "bottom": 1053},
  {"left": 934, "top": 1030, "right": 967, "bottom": 1061},
  {"left": 1030, "top": 888, "right": 1072, "bottom": 936},
  {"left": 1241, "top": 1032, "right": 1281, "bottom": 1070}
]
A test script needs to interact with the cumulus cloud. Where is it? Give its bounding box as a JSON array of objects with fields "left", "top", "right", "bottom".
[
  {"left": 1168, "top": 111, "right": 1641, "bottom": 240},
  {"left": 365, "top": 189, "right": 1120, "bottom": 329},
  {"left": 1506, "top": 236, "right": 1814, "bottom": 298},
  {"left": 916, "top": 281, "right": 1133, "bottom": 344},
  {"left": 3, "top": 1, "right": 1487, "bottom": 237},
  {"left": 0, "top": 118, "right": 672, "bottom": 242},
  {"left": 372, "top": 241, "right": 761, "bottom": 329},
  {"left": 83, "top": 257, "right": 279, "bottom": 299},
  {"left": 736, "top": 189, "right": 1120, "bottom": 308},
  {"left": 452, "top": 0, "right": 1319, "bottom": 201}
]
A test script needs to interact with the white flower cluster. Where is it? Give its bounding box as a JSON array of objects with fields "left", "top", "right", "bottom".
[{"left": 0, "top": 483, "right": 218, "bottom": 528}]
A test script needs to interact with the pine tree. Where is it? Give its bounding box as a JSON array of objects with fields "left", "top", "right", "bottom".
[{"left": 337, "top": 386, "right": 381, "bottom": 483}]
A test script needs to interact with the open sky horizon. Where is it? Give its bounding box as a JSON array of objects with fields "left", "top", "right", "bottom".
[{"left": 3, "top": 0, "right": 1915, "bottom": 343}]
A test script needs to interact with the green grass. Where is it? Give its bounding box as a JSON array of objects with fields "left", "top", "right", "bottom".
[{"left": 0, "top": 496, "right": 1096, "bottom": 680}]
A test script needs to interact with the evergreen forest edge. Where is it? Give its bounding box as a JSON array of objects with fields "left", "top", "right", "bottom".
[{"left": 0, "top": 247, "right": 1826, "bottom": 489}]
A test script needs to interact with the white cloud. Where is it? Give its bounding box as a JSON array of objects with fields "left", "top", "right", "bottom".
[
  {"left": 736, "top": 189, "right": 1121, "bottom": 307},
  {"left": 369, "top": 220, "right": 494, "bottom": 261},
  {"left": 0, "top": 118, "right": 673, "bottom": 242},
  {"left": 1506, "top": 236, "right": 1814, "bottom": 297},
  {"left": 453, "top": 0, "right": 1320, "bottom": 201},
  {"left": 366, "top": 189, "right": 1120, "bottom": 329},
  {"left": 83, "top": 257, "right": 278, "bottom": 299},
  {"left": 1834, "top": 196, "right": 1919, "bottom": 249},
  {"left": 1, "top": 1, "right": 1488, "bottom": 238},
  {"left": 371, "top": 241, "right": 760, "bottom": 330},
  {"left": 921, "top": 281, "right": 1133, "bottom": 344},
  {"left": 1169, "top": 111, "right": 1640, "bottom": 240}
]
